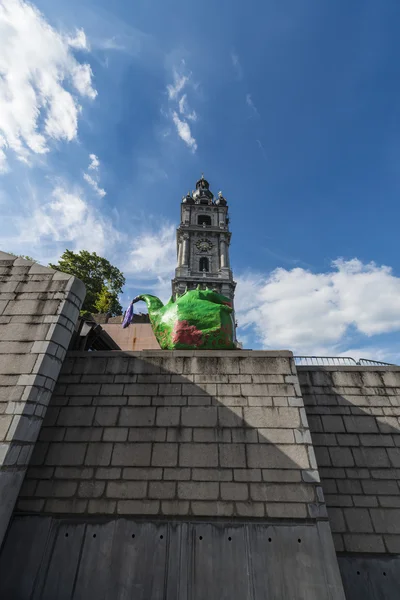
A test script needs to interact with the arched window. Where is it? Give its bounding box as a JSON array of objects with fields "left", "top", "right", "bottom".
[
  {"left": 199, "top": 257, "right": 209, "bottom": 272},
  {"left": 198, "top": 215, "right": 211, "bottom": 226}
]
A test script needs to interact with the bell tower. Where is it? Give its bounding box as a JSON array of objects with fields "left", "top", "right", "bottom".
[{"left": 171, "top": 174, "right": 236, "bottom": 307}]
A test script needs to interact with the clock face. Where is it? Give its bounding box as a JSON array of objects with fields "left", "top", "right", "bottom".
[{"left": 196, "top": 238, "right": 213, "bottom": 252}]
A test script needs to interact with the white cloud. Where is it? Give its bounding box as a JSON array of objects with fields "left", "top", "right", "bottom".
[
  {"left": 172, "top": 112, "right": 197, "bottom": 152},
  {"left": 71, "top": 63, "right": 97, "bottom": 100},
  {"left": 91, "top": 26, "right": 153, "bottom": 58},
  {"left": 167, "top": 69, "right": 188, "bottom": 100},
  {"left": 166, "top": 63, "right": 198, "bottom": 151},
  {"left": 337, "top": 346, "right": 400, "bottom": 365},
  {"left": 178, "top": 95, "right": 186, "bottom": 114},
  {"left": 236, "top": 259, "right": 400, "bottom": 355},
  {"left": 83, "top": 173, "right": 106, "bottom": 198},
  {"left": 67, "top": 28, "right": 88, "bottom": 50},
  {"left": 17, "top": 184, "right": 118, "bottom": 257},
  {"left": 97, "top": 37, "right": 125, "bottom": 51},
  {"left": 179, "top": 94, "right": 197, "bottom": 121},
  {"left": 83, "top": 153, "right": 106, "bottom": 197},
  {"left": 246, "top": 93, "right": 260, "bottom": 118},
  {"left": 124, "top": 225, "right": 176, "bottom": 279},
  {"left": 0, "top": 0, "right": 97, "bottom": 169},
  {"left": 88, "top": 153, "right": 100, "bottom": 170},
  {"left": 0, "top": 135, "right": 8, "bottom": 173}
]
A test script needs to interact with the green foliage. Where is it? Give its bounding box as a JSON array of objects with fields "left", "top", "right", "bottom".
[
  {"left": 80, "top": 310, "right": 93, "bottom": 320},
  {"left": 94, "top": 285, "right": 116, "bottom": 314},
  {"left": 20, "top": 255, "right": 36, "bottom": 262},
  {"left": 49, "top": 249, "right": 125, "bottom": 316}
]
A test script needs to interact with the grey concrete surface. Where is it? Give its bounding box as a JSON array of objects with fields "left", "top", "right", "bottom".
[
  {"left": 338, "top": 554, "right": 400, "bottom": 600},
  {"left": 0, "top": 515, "right": 346, "bottom": 600}
]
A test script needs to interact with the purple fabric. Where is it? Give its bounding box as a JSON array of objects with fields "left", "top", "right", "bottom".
[{"left": 122, "top": 301, "right": 134, "bottom": 328}]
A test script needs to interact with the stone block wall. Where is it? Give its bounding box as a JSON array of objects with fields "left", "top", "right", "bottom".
[
  {"left": 17, "top": 351, "right": 326, "bottom": 521},
  {"left": 0, "top": 252, "right": 85, "bottom": 545},
  {"left": 299, "top": 366, "right": 400, "bottom": 554}
]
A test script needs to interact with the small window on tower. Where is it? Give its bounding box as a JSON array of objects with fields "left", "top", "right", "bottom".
[
  {"left": 198, "top": 215, "right": 211, "bottom": 226},
  {"left": 199, "top": 257, "right": 209, "bottom": 272}
]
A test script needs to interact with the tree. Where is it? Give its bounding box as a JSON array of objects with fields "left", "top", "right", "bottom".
[
  {"left": 20, "top": 255, "right": 36, "bottom": 262},
  {"left": 94, "top": 285, "right": 118, "bottom": 315},
  {"left": 49, "top": 250, "right": 125, "bottom": 316}
]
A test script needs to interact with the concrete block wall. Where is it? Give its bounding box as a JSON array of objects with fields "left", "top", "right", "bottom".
[
  {"left": 17, "top": 351, "right": 326, "bottom": 521},
  {"left": 0, "top": 252, "right": 85, "bottom": 545},
  {"left": 299, "top": 366, "right": 400, "bottom": 554}
]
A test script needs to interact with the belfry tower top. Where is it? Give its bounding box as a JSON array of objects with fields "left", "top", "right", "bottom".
[{"left": 171, "top": 175, "right": 236, "bottom": 308}]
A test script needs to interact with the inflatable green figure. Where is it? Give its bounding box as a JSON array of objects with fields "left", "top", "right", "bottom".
[{"left": 132, "top": 286, "right": 235, "bottom": 350}]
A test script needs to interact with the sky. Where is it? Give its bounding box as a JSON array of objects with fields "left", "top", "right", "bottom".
[{"left": 1, "top": 0, "right": 400, "bottom": 362}]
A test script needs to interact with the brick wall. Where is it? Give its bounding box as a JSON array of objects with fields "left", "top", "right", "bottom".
[
  {"left": 299, "top": 366, "right": 400, "bottom": 554},
  {"left": 18, "top": 351, "right": 326, "bottom": 521},
  {"left": 0, "top": 252, "right": 85, "bottom": 546}
]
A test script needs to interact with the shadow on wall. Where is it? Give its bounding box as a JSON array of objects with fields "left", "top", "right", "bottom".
[
  {"left": 299, "top": 366, "right": 400, "bottom": 599},
  {"left": 0, "top": 352, "right": 345, "bottom": 600},
  {"left": 12, "top": 353, "right": 322, "bottom": 518}
]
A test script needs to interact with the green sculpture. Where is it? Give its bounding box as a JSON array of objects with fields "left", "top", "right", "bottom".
[{"left": 132, "top": 286, "right": 235, "bottom": 350}]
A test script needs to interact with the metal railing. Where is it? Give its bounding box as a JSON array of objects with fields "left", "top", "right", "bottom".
[
  {"left": 358, "top": 358, "right": 395, "bottom": 366},
  {"left": 294, "top": 356, "right": 357, "bottom": 366},
  {"left": 294, "top": 356, "right": 396, "bottom": 367}
]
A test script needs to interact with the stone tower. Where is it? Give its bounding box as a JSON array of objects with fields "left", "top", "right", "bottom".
[{"left": 171, "top": 175, "right": 236, "bottom": 306}]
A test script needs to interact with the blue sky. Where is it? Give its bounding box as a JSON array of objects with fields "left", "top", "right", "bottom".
[{"left": 1, "top": 0, "right": 400, "bottom": 361}]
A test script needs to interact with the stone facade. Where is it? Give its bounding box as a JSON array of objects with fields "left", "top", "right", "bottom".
[
  {"left": 0, "top": 252, "right": 85, "bottom": 546},
  {"left": 299, "top": 366, "right": 400, "bottom": 555},
  {"left": 17, "top": 351, "right": 325, "bottom": 521}
]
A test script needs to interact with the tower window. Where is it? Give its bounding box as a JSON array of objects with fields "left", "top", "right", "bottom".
[
  {"left": 199, "top": 257, "right": 209, "bottom": 272},
  {"left": 198, "top": 215, "right": 211, "bottom": 226}
]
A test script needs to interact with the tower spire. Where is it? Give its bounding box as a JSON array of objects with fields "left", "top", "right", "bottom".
[{"left": 172, "top": 175, "right": 236, "bottom": 324}]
